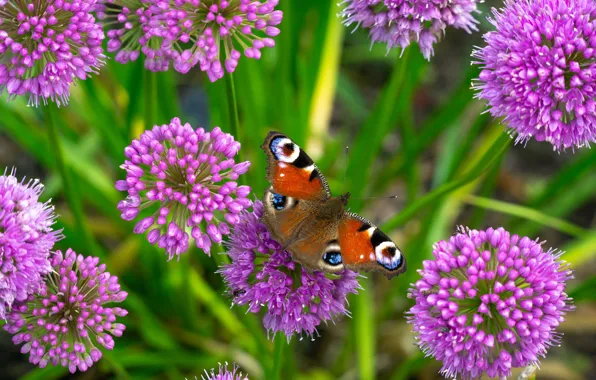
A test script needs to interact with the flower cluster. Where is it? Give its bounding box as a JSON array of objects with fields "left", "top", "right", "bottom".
[
  {"left": 96, "top": 0, "right": 170, "bottom": 71},
  {"left": 116, "top": 117, "right": 251, "bottom": 259},
  {"left": 3, "top": 248, "right": 128, "bottom": 373},
  {"left": 200, "top": 362, "right": 248, "bottom": 380},
  {"left": 97, "top": 0, "right": 283, "bottom": 81},
  {"left": 407, "top": 227, "right": 574, "bottom": 379},
  {"left": 219, "top": 201, "right": 360, "bottom": 340},
  {"left": 473, "top": 0, "right": 596, "bottom": 150},
  {"left": 340, "top": 0, "right": 480, "bottom": 60},
  {"left": 0, "top": 0, "right": 105, "bottom": 106},
  {"left": 0, "top": 169, "right": 62, "bottom": 319}
]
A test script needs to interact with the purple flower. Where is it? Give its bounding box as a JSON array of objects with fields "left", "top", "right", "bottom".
[
  {"left": 116, "top": 117, "right": 251, "bottom": 259},
  {"left": 199, "top": 362, "right": 248, "bottom": 380},
  {"left": 159, "top": 0, "right": 283, "bottom": 81},
  {"left": 340, "top": 0, "right": 480, "bottom": 60},
  {"left": 96, "top": 0, "right": 170, "bottom": 71},
  {"left": 0, "top": 0, "right": 105, "bottom": 106},
  {"left": 219, "top": 201, "right": 359, "bottom": 340},
  {"left": 473, "top": 0, "right": 596, "bottom": 151},
  {"left": 3, "top": 248, "right": 128, "bottom": 373},
  {"left": 0, "top": 169, "right": 62, "bottom": 319},
  {"left": 407, "top": 227, "right": 574, "bottom": 380}
]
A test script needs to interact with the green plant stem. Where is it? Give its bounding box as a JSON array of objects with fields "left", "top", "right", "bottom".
[
  {"left": 354, "top": 279, "right": 375, "bottom": 380},
  {"left": 145, "top": 70, "right": 157, "bottom": 129},
  {"left": 270, "top": 336, "right": 285, "bottom": 380},
  {"left": 45, "top": 105, "right": 102, "bottom": 258},
  {"left": 225, "top": 73, "right": 241, "bottom": 141},
  {"left": 225, "top": 72, "right": 246, "bottom": 187}
]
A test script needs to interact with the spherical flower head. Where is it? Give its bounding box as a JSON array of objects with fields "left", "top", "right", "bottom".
[
  {"left": 473, "top": 0, "right": 596, "bottom": 151},
  {"left": 3, "top": 248, "right": 128, "bottom": 374},
  {"left": 97, "top": 0, "right": 170, "bottom": 71},
  {"left": 116, "top": 117, "right": 251, "bottom": 260},
  {"left": 199, "top": 362, "right": 248, "bottom": 380},
  {"left": 219, "top": 201, "right": 360, "bottom": 341},
  {"left": 0, "top": 0, "right": 105, "bottom": 106},
  {"left": 340, "top": 0, "right": 480, "bottom": 60},
  {"left": 0, "top": 169, "right": 62, "bottom": 319},
  {"left": 407, "top": 227, "right": 574, "bottom": 380},
  {"left": 160, "top": 0, "right": 283, "bottom": 81}
]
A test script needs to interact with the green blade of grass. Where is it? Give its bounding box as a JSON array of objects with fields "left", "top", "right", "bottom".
[{"left": 462, "top": 195, "right": 589, "bottom": 238}]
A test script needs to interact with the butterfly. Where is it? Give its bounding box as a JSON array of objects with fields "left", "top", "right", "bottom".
[{"left": 260, "top": 131, "right": 406, "bottom": 279}]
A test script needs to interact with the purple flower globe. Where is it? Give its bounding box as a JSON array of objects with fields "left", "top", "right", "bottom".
[
  {"left": 201, "top": 362, "right": 248, "bottom": 380},
  {"left": 407, "top": 227, "right": 574, "bottom": 379},
  {"left": 219, "top": 201, "right": 360, "bottom": 340},
  {"left": 0, "top": 0, "right": 105, "bottom": 106},
  {"left": 473, "top": 0, "right": 596, "bottom": 150},
  {"left": 0, "top": 169, "right": 62, "bottom": 319},
  {"left": 159, "top": 0, "right": 283, "bottom": 81},
  {"left": 96, "top": 0, "right": 170, "bottom": 71},
  {"left": 340, "top": 0, "right": 480, "bottom": 60},
  {"left": 3, "top": 248, "right": 128, "bottom": 374},
  {"left": 116, "top": 117, "right": 251, "bottom": 259}
]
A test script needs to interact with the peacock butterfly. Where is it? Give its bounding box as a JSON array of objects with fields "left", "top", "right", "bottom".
[{"left": 261, "top": 131, "right": 406, "bottom": 279}]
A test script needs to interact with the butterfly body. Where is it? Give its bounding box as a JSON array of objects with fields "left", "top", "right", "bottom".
[{"left": 261, "top": 132, "right": 406, "bottom": 279}]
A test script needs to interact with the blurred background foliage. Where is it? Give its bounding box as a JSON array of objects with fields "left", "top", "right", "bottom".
[{"left": 1, "top": 0, "right": 595, "bottom": 379}]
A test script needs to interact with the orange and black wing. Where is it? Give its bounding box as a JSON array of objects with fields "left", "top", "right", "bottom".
[
  {"left": 261, "top": 131, "right": 331, "bottom": 201},
  {"left": 337, "top": 213, "right": 406, "bottom": 279}
]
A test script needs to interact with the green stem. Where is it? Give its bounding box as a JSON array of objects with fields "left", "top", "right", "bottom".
[
  {"left": 145, "top": 70, "right": 157, "bottom": 129},
  {"left": 45, "top": 105, "right": 102, "bottom": 258},
  {"left": 270, "top": 336, "right": 285, "bottom": 380},
  {"left": 225, "top": 72, "right": 246, "bottom": 187},
  {"left": 225, "top": 72, "right": 241, "bottom": 141},
  {"left": 354, "top": 278, "right": 375, "bottom": 380}
]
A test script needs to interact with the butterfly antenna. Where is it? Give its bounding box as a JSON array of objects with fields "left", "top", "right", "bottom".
[{"left": 343, "top": 145, "right": 349, "bottom": 194}]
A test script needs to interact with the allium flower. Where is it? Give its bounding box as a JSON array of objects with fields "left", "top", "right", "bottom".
[
  {"left": 473, "top": 0, "right": 596, "bottom": 150},
  {"left": 116, "top": 117, "right": 251, "bottom": 259},
  {"left": 3, "top": 248, "right": 128, "bottom": 373},
  {"left": 340, "top": 0, "right": 480, "bottom": 60},
  {"left": 0, "top": 169, "right": 62, "bottom": 319},
  {"left": 407, "top": 227, "right": 574, "bottom": 380},
  {"left": 199, "top": 362, "right": 248, "bottom": 380},
  {"left": 159, "top": 0, "right": 283, "bottom": 81},
  {"left": 96, "top": 0, "right": 170, "bottom": 71},
  {"left": 0, "top": 0, "right": 105, "bottom": 106},
  {"left": 219, "top": 201, "right": 359, "bottom": 340}
]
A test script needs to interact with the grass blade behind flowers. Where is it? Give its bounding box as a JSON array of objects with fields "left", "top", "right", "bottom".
[
  {"left": 45, "top": 105, "right": 103, "bottom": 258},
  {"left": 346, "top": 51, "right": 413, "bottom": 380}
]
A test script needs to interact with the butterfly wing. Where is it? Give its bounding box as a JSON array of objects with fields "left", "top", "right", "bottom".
[
  {"left": 261, "top": 131, "right": 331, "bottom": 201},
  {"left": 262, "top": 188, "right": 345, "bottom": 273},
  {"left": 337, "top": 213, "right": 406, "bottom": 279}
]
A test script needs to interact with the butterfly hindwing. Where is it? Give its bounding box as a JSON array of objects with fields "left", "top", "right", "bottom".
[
  {"left": 262, "top": 188, "right": 345, "bottom": 273},
  {"left": 261, "top": 131, "right": 330, "bottom": 201},
  {"left": 337, "top": 213, "right": 406, "bottom": 279}
]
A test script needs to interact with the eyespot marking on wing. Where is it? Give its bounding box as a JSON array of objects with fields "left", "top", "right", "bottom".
[
  {"left": 371, "top": 229, "right": 403, "bottom": 271},
  {"left": 266, "top": 189, "right": 297, "bottom": 212},
  {"left": 270, "top": 137, "right": 300, "bottom": 163},
  {"left": 323, "top": 240, "right": 342, "bottom": 266}
]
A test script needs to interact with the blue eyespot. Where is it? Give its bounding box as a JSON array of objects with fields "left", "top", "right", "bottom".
[
  {"left": 323, "top": 251, "right": 342, "bottom": 266},
  {"left": 272, "top": 193, "right": 287, "bottom": 210}
]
